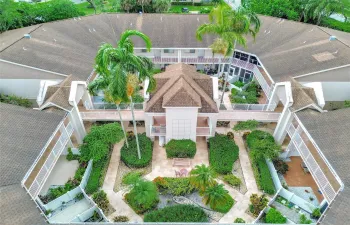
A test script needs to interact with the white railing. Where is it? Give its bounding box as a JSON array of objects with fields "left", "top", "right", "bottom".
[
  {"left": 66, "top": 122, "right": 74, "bottom": 136},
  {"left": 217, "top": 111, "right": 281, "bottom": 122},
  {"left": 288, "top": 126, "right": 337, "bottom": 203},
  {"left": 27, "top": 124, "right": 71, "bottom": 198},
  {"left": 220, "top": 103, "right": 276, "bottom": 111},
  {"left": 253, "top": 66, "right": 272, "bottom": 99},
  {"left": 80, "top": 110, "right": 145, "bottom": 121},
  {"left": 92, "top": 102, "right": 144, "bottom": 110},
  {"left": 151, "top": 125, "right": 166, "bottom": 135}
]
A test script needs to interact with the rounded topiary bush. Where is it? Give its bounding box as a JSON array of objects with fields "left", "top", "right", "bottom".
[
  {"left": 121, "top": 133, "right": 153, "bottom": 168},
  {"left": 144, "top": 205, "right": 208, "bottom": 222},
  {"left": 165, "top": 139, "right": 196, "bottom": 158}
]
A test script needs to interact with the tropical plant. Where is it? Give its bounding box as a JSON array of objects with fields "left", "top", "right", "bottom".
[
  {"left": 120, "top": 0, "right": 136, "bottom": 13},
  {"left": 304, "top": 0, "right": 343, "bottom": 25},
  {"left": 153, "top": 177, "right": 195, "bottom": 196},
  {"left": 196, "top": 3, "right": 260, "bottom": 103},
  {"left": 113, "top": 216, "right": 129, "bottom": 222},
  {"left": 189, "top": 164, "right": 217, "bottom": 193},
  {"left": 247, "top": 130, "right": 281, "bottom": 161},
  {"left": 265, "top": 208, "right": 287, "bottom": 223},
  {"left": 125, "top": 179, "right": 159, "bottom": 213},
  {"left": 223, "top": 174, "right": 241, "bottom": 187},
  {"left": 92, "top": 190, "right": 109, "bottom": 213},
  {"left": 203, "top": 184, "right": 231, "bottom": 211},
  {"left": 137, "top": 0, "right": 151, "bottom": 13},
  {"left": 122, "top": 171, "right": 143, "bottom": 185},
  {"left": 344, "top": 100, "right": 350, "bottom": 108},
  {"left": 312, "top": 208, "right": 321, "bottom": 219},
  {"left": 120, "top": 133, "right": 153, "bottom": 167},
  {"left": 273, "top": 159, "right": 289, "bottom": 174},
  {"left": 88, "top": 30, "right": 156, "bottom": 159},
  {"left": 249, "top": 193, "right": 268, "bottom": 216},
  {"left": 153, "top": 0, "right": 171, "bottom": 13},
  {"left": 234, "top": 217, "right": 246, "bottom": 223},
  {"left": 0, "top": 93, "right": 32, "bottom": 108},
  {"left": 300, "top": 214, "right": 312, "bottom": 224}
]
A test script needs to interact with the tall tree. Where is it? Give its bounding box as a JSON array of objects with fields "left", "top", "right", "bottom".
[
  {"left": 88, "top": 30, "right": 156, "bottom": 159},
  {"left": 121, "top": 0, "right": 136, "bottom": 13},
  {"left": 304, "top": 0, "right": 343, "bottom": 25},
  {"left": 203, "top": 184, "right": 230, "bottom": 209},
  {"left": 196, "top": 3, "right": 260, "bottom": 103},
  {"left": 137, "top": 0, "right": 151, "bottom": 13},
  {"left": 152, "top": 0, "right": 171, "bottom": 13}
]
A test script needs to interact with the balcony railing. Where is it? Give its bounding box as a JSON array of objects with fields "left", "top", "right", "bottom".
[
  {"left": 196, "top": 127, "right": 211, "bottom": 136},
  {"left": 253, "top": 66, "right": 272, "bottom": 99},
  {"left": 92, "top": 102, "right": 144, "bottom": 110},
  {"left": 287, "top": 124, "right": 338, "bottom": 203},
  {"left": 220, "top": 103, "right": 277, "bottom": 111},
  {"left": 151, "top": 125, "right": 166, "bottom": 136}
]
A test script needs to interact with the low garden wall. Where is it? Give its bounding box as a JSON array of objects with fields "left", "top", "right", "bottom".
[{"left": 70, "top": 205, "right": 98, "bottom": 223}]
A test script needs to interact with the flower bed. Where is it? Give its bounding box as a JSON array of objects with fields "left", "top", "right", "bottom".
[
  {"left": 153, "top": 177, "right": 195, "bottom": 196},
  {"left": 208, "top": 134, "right": 239, "bottom": 174},
  {"left": 144, "top": 205, "right": 208, "bottom": 222},
  {"left": 165, "top": 139, "right": 196, "bottom": 158},
  {"left": 121, "top": 133, "right": 153, "bottom": 168}
]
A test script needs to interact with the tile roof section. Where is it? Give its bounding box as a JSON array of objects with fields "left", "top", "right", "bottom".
[
  {"left": 288, "top": 77, "right": 319, "bottom": 112},
  {"left": 296, "top": 108, "right": 350, "bottom": 225},
  {"left": 145, "top": 63, "right": 218, "bottom": 113},
  {"left": 40, "top": 75, "right": 81, "bottom": 111},
  {"left": 1, "top": 14, "right": 349, "bottom": 82}
]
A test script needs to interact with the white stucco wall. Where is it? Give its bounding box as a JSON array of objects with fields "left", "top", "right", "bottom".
[
  {"left": 0, "top": 79, "right": 61, "bottom": 99},
  {"left": 318, "top": 82, "right": 350, "bottom": 101},
  {"left": 165, "top": 107, "right": 198, "bottom": 142},
  {"left": 302, "top": 82, "right": 326, "bottom": 108}
]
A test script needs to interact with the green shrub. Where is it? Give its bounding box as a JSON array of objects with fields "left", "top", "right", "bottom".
[
  {"left": 153, "top": 177, "right": 195, "bottom": 196},
  {"left": 0, "top": 94, "right": 32, "bottom": 108},
  {"left": 299, "top": 214, "right": 312, "bottom": 224},
  {"left": 312, "top": 208, "right": 321, "bottom": 219},
  {"left": 273, "top": 159, "right": 289, "bottom": 175},
  {"left": 125, "top": 180, "right": 159, "bottom": 214},
  {"left": 144, "top": 205, "right": 208, "bottom": 222},
  {"left": 208, "top": 134, "right": 239, "bottom": 174},
  {"left": 321, "top": 18, "right": 350, "bottom": 32},
  {"left": 233, "top": 120, "right": 259, "bottom": 131},
  {"left": 122, "top": 171, "right": 143, "bottom": 185},
  {"left": 250, "top": 154, "right": 275, "bottom": 195},
  {"left": 234, "top": 217, "right": 246, "bottom": 223},
  {"left": 265, "top": 208, "right": 287, "bottom": 224},
  {"left": 92, "top": 190, "right": 109, "bottom": 213},
  {"left": 247, "top": 130, "right": 281, "bottom": 160},
  {"left": 203, "top": 184, "right": 234, "bottom": 213},
  {"left": 165, "top": 139, "right": 196, "bottom": 158},
  {"left": 250, "top": 194, "right": 269, "bottom": 217},
  {"left": 86, "top": 156, "right": 109, "bottom": 194},
  {"left": 226, "top": 131, "right": 234, "bottom": 140},
  {"left": 223, "top": 174, "right": 241, "bottom": 187},
  {"left": 231, "top": 88, "right": 239, "bottom": 96},
  {"left": 113, "top": 216, "right": 129, "bottom": 222},
  {"left": 212, "top": 194, "right": 234, "bottom": 213},
  {"left": 234, "top": 81, "right": 245, "bottom": 87},
  {"left": 121, "top": 133, "right": 153, "bottom": 168},
  {"left": 66, "top": 148, "right": 80, "bottom": 161}
]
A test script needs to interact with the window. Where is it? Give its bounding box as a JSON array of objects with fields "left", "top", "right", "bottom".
[
  {"left": 233, "top": 51, "right": 249, "bottom": 61},
  {"left": 184, "top": 49, "right": 196, "bottom": 53},
  {"left": 249, "top": 56, "right": 258, "bottom": 65},
  {"left": 164, "top": 49, "right": 175, "bottom": 53}
]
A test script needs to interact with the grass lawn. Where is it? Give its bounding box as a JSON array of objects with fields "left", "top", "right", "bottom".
[{"left": 169, "top": 5, "right": 214, "bottom": 13}]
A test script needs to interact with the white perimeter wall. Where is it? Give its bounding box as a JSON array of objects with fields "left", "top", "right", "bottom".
[
  {"left": 165, "top": 108, "right": 198, "bottom": 143},
  {"left": 0, "top": 79, "right": 57, "bottom": 99},
  {"left": 320, "top": 82, "right": 350, "bottom": 101}
]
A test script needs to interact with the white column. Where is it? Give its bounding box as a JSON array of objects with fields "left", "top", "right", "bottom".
[
  {"left": 178, "top": 49, "right": 181, "bottom": 63},
  {"left": 82, "top": 90, "right": 93, "bottom": 109},
  {"left": 68, "top": 106, "right": 86, "bottom": 144},
  {"left": 273, "top": 106, "right": 293, "bottom": 144}
]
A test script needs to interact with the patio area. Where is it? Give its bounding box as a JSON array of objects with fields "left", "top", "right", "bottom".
[
  {"left": 144, "top": 136, "right": 209, "bottom": 180},
  {"left": 40, "top": 156, "right": 79, "bottom": 195},
  {"left": 49, "top": 199, "right": 92, "bottom": 223},
  {"left": 283, "top": 156, "right": 324, "bottom": 203}
]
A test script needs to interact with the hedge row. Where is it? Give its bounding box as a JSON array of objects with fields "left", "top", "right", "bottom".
[
  {"left": 208, "top": 134, "right": 239, "bottom": 174},
  {"left": 165, "top": 139, "right": 196, "bottom": 158},
  {"left": 144, "top": 205, "right": 208, "bottom": 222},
  {"left": 121, "top": 133, "right": 153, "bottom": 168},
  {"left": 85, "top": 154, "right": 110, "bottom": 194}
]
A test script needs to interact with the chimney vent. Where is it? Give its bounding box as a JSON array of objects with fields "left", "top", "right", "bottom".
[
  {"left": 329, "top": 36, "right": 337, "bottom": 41},
  {"left": 24, "top": 34, "right": 31, "bottom": 39}
]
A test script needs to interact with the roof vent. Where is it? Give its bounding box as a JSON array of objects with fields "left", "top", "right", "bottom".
[
  {"left": 329, "top": 36, "right": 337, "bottom": 41},
  {"left": 24, "top": 34, "right": 31, "bottom": 39}
]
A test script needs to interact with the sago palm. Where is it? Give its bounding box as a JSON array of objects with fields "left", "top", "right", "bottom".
[
  {"left": 203, "top": 183, "right": 229, "bottom": 209},
  {"left": 88, "top": 30, "right": 156, "bottom": 159},
  {"left": 196, "top": 3, "right": 260, "bottom": 103},
  {"left": 190, "top": 164, "right": 217, "bottom": 193}
]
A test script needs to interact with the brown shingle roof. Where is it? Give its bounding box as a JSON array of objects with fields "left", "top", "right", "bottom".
[
  {"left": 288, "top": 77, "right": 320, "bottom": 112},
  {"left": 40, "top": 75, "right": 80, "bottom": 111},
  {"left": 145, "top": 63, "right": 218, "bottom": 113}
]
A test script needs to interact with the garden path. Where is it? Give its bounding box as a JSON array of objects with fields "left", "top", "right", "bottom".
[
  {"left": 102, "top": 140, "right": 143, "bottom": 222},
  {"left": 218, "top": 132, "right": 261, "bottom": 223}
]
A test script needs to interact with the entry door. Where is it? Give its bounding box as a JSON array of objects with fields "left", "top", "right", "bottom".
[{"left": 172, "top": 119, "right": 191, "bottom": 139}]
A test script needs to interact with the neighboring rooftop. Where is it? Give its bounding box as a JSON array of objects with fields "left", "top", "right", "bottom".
[
  {"left": 0, "top": 103, "right": 65, "bottom": 225},
  {"left": 296, "top": 108, "right": 350, "bottom": 225},
  {"left": 145, "top": 63, "right": 218, "bottom": 113},
  {"left": 0, "top": 14, "right": 349, "bottom": 81}
]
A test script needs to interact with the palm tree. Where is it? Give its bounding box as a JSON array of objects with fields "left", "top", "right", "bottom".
[
  {"left": 190, "top": 164, "right": 217, "bottom": 193},
  {"left": 88, "top": 30, "right": 156, "bottom": 159},
  {"left": 304, "top": 0, "right": 343, "bottom": 25},
  {"left": 203, "top": 183, "right": 230, "bottom": 209},
  {"left": 196, "top": 3, "right": 260, "bottom": 103}
]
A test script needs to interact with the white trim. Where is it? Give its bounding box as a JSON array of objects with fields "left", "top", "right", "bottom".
[
  {"left": 37, "top": 102, "right": 71, "bottom": 112},
  {"left": 0, "top": 59, "right": 69, "bottom": 77},
  {"left": 293, "top": 64, "right": 350, "bottom": 79},
  {"left": 293, "top": 114, "right": 344, "bottom": 187}
]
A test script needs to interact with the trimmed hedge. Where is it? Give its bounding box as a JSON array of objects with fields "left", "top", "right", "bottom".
[
  {"left": 223, "top": 174, "right": 241, "bottom": 187},
  {"left": 211, "top": 193, "right": 235, "bottom": 213},
  {"left": 208, "top": 134, "right": 239, "bottom": 174},
  {"left": 85, "top": 155, "right": 109, "bottom": 194},
  {"left": 233, "top": 120, "right": 259, "bottom": 131},
  {"left": 265, "top": 208, "right": 287, "bottom": 224},
  {"left": 144, "top": 205, "right": 208, "bottom": 222},
  {"left": 121, "top": 133, "right": 153, "bottom": 168},
  {"left": 153, "top": 177, "right": 195, "bottom": 196},
  {"left": 165, "top": 139, "right": 196, "bottom": 158}
]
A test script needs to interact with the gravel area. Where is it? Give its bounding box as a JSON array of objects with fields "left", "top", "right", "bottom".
[{"left": 113, "top": 161, "right": 152, "bottom": 192}]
